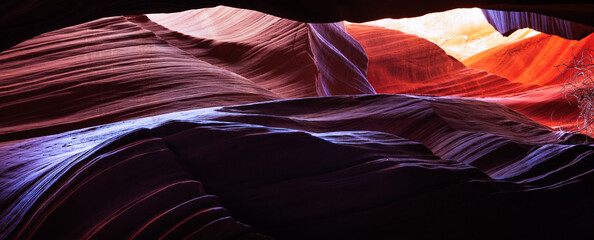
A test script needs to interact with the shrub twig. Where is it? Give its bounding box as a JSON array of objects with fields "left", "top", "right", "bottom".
[{"left": 556, "top": 47, "right": 594, "bottom": 136}]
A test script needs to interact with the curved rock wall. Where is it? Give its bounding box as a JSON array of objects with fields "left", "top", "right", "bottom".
[
  {"left": 1, "top": 0, "right": 592, "bottom": 52},
  {"left": 2, "top": 95, "right": 594, "bottom": 239},
  {"left": 2, "top": 2, "right": 594, "bottom": 239},
  {"left": 0, "top": 7, "right": 372, "bottom": 142},
  {"left": 482, "top": 9, "right": 594, "bottom": 40},
  {"left": 463, "top": 32, "right": 594, "bottom": 128}
]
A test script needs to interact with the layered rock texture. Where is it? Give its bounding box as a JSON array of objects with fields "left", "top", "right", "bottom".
[
  {"left": 1, "top": 0, "right": 593, "bottom": 52},
  {"left": 355, "top": 8, "right": 541, "bottom": 60},
  {"left": 0, "top": 7, "right": 373, "bottom": 142},
  {"left": 482, "top": 9, "right": 594, "bottom": 40},
  {"left": 2, "top": 2, "right": 594, "bottom": 240},
  {"left": 3, "top": 95, "right": 594, "bottom": 239},
  {"left": 346, "top": 21, "right": 594, "bottom": 131},
  {"left": 463, "top": 32, "right": 594, "bottom": 129}
]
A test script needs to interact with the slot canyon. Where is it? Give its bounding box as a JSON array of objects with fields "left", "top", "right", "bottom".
[{"left": 1, "top": 1, "right": 594, "bottom": 239}]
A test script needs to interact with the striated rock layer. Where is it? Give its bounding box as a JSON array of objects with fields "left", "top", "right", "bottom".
[
  {"left": 0, "top": 7, "right": 372, "bottom": 142},
  {"left": 145, "top": 8, "right": 374, "bottom": 97},
  {"left": 346, "top": 23, "right": 594, "bottom": 131},
  {"left": 464, "top": 33, "right": 594, "bottom": 86},
  {"left": 482, "top": 9, "right": 594, "bottom": 40},
  {"left": 2, "top": 95, "right": 594, "bottom": 239},
  {"left": 463, "top": 32, "right": 594, "bottom": 129},
  {"left": 346, "top": 24, "right": 538, "bottom": 97},
  {"left": 1, "top": 0, "right": 593, "bottom": 52},
  {"left": 354, "top": 8, "right": 540, "bottom": 61},
  {"left": 2, "top": 2, "right": 594, "bottom": 240}
]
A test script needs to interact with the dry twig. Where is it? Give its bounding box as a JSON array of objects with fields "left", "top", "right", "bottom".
[{"left": 556, "top": 47, "right": 594, "bottom": 135}]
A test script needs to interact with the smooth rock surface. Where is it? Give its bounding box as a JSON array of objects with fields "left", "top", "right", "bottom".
[{"left": 2, "top": 95, "right": 594, "bottom": 239}]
